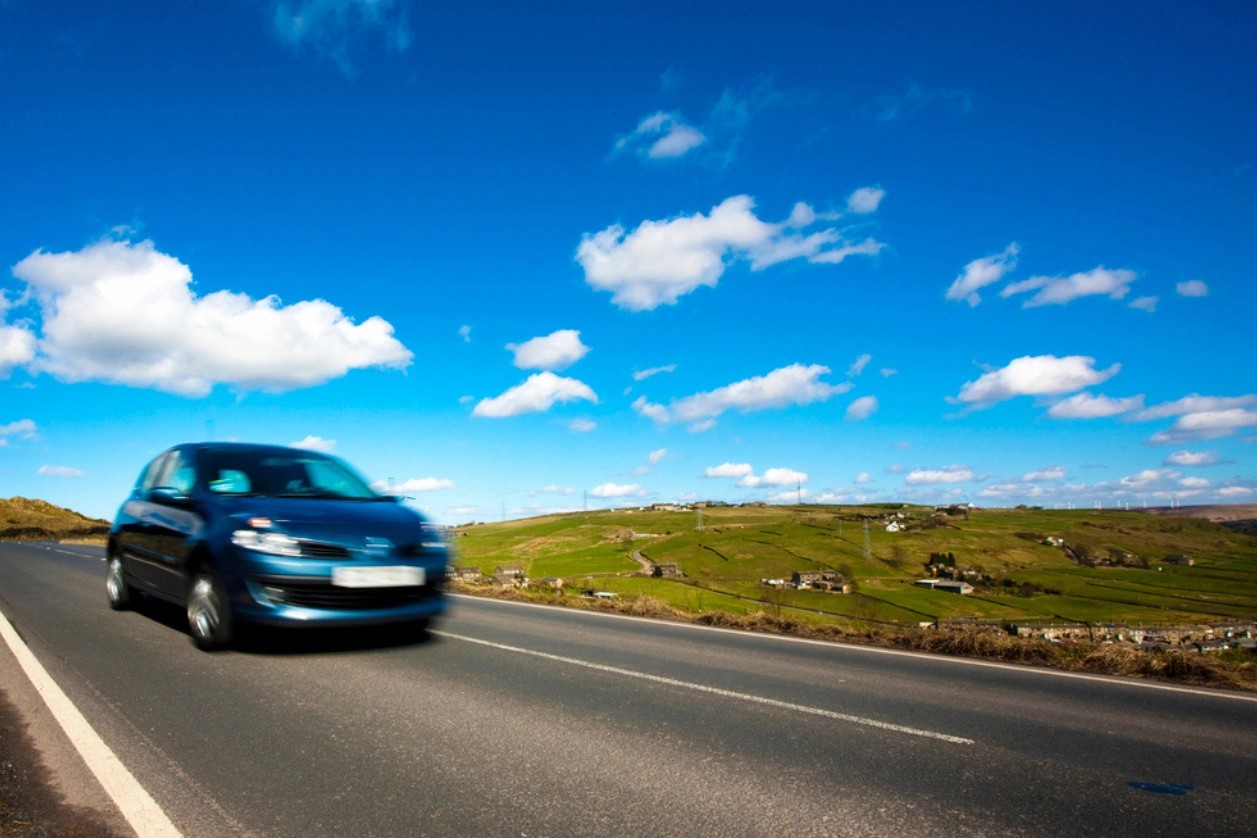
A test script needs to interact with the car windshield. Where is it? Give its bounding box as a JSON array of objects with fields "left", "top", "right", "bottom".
[{"left": 201, "top": 449, "right": 383, "bottom": 500}]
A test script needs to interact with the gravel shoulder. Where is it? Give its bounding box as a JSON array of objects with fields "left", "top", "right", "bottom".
[{"left": 0, "top": 621, "right": 130, "bottom": 837}]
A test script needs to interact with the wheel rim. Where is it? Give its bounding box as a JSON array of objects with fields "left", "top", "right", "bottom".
[
  {"left": 106, "top": 558, "right": 125, "bottom": 602},
  {"left": 188, "top": 576, "right": 220, "bottom": 642}
]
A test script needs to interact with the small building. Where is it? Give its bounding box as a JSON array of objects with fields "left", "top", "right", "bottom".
[
  {"left": 492, "top": 564, "right": 527, "bottom": 586},
  {"left": 451, "top": 566, "right": 483, "bottom": 582},
  {"left": 651, "top": 563, "right": 682, "bottom": 578},
  {"left": 914, "top": 579, "right": 974, "bottom": 594}
]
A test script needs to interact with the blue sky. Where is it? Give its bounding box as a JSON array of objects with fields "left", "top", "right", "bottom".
[{"left": 2, "top": 0, "right": 1254, "bottom": 524}]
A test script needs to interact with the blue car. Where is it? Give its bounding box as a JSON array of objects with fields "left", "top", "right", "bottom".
[{"left": 106, "top": 442, "right": 449, "bottom": 649}]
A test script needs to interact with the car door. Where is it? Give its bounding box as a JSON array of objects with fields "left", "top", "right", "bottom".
[{"left": 124, "top": 449, "right": 205, "bottom": 599}]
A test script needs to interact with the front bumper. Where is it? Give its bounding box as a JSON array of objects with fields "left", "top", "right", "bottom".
[{"left": 227, "top": 550, "right": 449, "bottom": 627}]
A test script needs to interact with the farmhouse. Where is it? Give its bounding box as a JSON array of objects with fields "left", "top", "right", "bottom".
[
  {"left": 791, "top": 570, "right": 845, "bottom": 591},
  {"left": 914, "top": 579, "right": 974, "bottom": 595},
  {"left": 451, "top": 566, "right": 483, "bottom": 583},
  {"left": 492, "top": 564, "right": 527, "bottom": 586}
]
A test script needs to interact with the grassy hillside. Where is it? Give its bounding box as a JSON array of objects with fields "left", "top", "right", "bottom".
[
  {"left": 0, "top": 497, "right": 110, "bottom": 542},
  {"left": 452, "top": 504, "right": 1257, "bottom": 630}
]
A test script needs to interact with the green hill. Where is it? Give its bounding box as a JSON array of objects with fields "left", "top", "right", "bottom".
[
  {"left": 0, "top": 497, "right": 110, "bottom": 542},
  {"left": 452, "top": 504, "right": 1257, "bottom": 630}
]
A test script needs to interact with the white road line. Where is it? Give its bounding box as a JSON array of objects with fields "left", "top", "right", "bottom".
[
  {"left": 432, "top": 629, "right": 975, "bottom": 745},
  {"left": 0, "top": 608, "right": 182, "bottom": 837},
  {"left": 452, "top": 594, "right": 1257, "bottom": 704}
]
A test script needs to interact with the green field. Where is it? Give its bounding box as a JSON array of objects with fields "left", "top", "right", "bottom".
[{"left": 452, "top": 504, "right": 1257, "bottom": 629}]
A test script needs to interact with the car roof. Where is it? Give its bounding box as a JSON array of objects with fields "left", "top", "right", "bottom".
[{"left": 175, "top": 442, "right": 329, "bottom": 457}]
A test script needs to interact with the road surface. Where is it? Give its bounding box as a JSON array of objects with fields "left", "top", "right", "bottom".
[{"left": 2, "top": 541, "right": 1256, "bottom": 836}]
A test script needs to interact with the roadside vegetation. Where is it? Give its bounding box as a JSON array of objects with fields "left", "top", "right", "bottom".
[
  {"left": 451, "top": 503, "right": 1257, "bottom": 691},
  {"left": 0, "top": 498, "right": 109, "bottom": 543}
]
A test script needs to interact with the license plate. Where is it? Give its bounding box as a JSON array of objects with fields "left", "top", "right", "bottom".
[{"left": 332, "top": 566, "right": 425, "bottom": 588}]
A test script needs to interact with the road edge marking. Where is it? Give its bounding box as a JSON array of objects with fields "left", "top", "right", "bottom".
[{"left": 0, "top": 607, "right": 182, "bottom": 837}]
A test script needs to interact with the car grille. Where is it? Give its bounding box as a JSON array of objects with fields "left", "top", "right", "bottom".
[
  {"left": 257, "top": 578, "right": 442, "bottom": 610},
  {"left": 298, "top": 541, "right": 352, "bottom": 559}
]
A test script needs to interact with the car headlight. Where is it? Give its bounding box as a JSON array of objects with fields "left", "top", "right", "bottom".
[{"left": 232, "top": 529, "right": 302, "bottom": 556}]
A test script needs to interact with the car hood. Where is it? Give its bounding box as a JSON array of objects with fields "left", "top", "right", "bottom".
[{"left": 215, "top": 495, "right": 432, "bottom": 546}]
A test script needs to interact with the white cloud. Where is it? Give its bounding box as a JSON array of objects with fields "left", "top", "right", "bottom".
[
  {"left": 472, "top": 372, "right": 598, "bottom": 418},
  {"left": 846, "top": 395, "right": 878, "bottom": 420},
  {"left": 391, "top": 477, "right": 456, "bottom": 493},
  {"left": 741, "top": 467, "right": 808, "bottom": 488},
  {"left": 0, "top": 323, "right": 37, "bottom": 374},
  {"left": 290, "top": 435, "right": 336, "bottom": 452},
  {"left": 1, "top": 419, "right": 36, "bottom": 439},
  {"left": 955, "top": 355, "right": 1121, "bottom": 407},
  {"left": 1134, "top": 393, "right": 1257, "bottom": 421},
  {"left": 532, "top": 485, "right": 576, "bottom": 496},
  {"left": 875, "top": 82, "right": 973, "bottom": 122},
  {"left": 1023, "top": 466, "right": 1066, "bottom": 482},
  {"left": 614, "top": 111, "right": 708, "bottom": 160},
  {"left": 1118, "top": 468, "right": 1178, "bottom": 490},
  {"left": 1220, "top": 486, "right": 1255, "bottom": 497},
  {"left": 945, "top": 242, "right": 1019, "bottom": 306},
  {"left": 1179, "top": 476, "right": 1210, "bottom": 489},
  {"left": 1149, "top": 408, "right": 1257, "bottom": 443},
  {"left": 1176, "top": 280, "right": 1209, "bottom": 297},
  {"left": 1047, "top": 392, "right": 1144, "bottom": 419},
  {"left": 648, "top": 448, "right": 667, "bottom": 465},
  {"left": 704, "top": 462, "right": 754, "bottom": 479},
  {"left": 1000, "top": 267, "right": 1137, "bottom": 307},
  {"left": 271, "top": 0, "right": 413, "bottom": 76},
  {"left": 507, "top": 329, "right": 590, "bottom": 371},
  {"left": 589, "top": 482, "right": 644, "bottom": 499},
  {"left": 39, "top": 465, "right": 84, "bottom": 478},
  {"left": 459, "top": 324, "right": 472, "bottom": 343},
  {"left": 640, "top": 364, "right": 851, "bottom": 429},
  {"left": 10, "top": 239, "right": 412, "bottom": 397},
  {"left": 880, "top": 368, "right": 898, "bottom": 378},
  {"left": 1128, "top": 296, "right": 1158, "bottom": 313},
  {"left": 767, "top": 487, "right": 811, "bottom": 503},
  {"left": 631, "top": 395, "right": 671, "bottom": 424},
  {"left": 569, "top": 418, "right": 597, "bottom": 433},
  {"left": 704, "top": 462, "right": 807, "bottom": 488},
  {"left": 576, "top": 195, "right": 883, "bottom": 311},
  {"left": 905, "top": 466, "right": 974, "bottom": 485},
  {"left": 1164, "top": 450, "right": 1218, "bottom": 466},
  {"left": 632, "top": 364, "right": 676, "bottom": 381},
  {"left": 846, "top": 187, "right": 885, "bottom": 214},
  {"left": 855, "top": 472, "right": 870, "bottom": 484},
  {"left": 847, "top": 353, "right": 872, "bottom": 377}
]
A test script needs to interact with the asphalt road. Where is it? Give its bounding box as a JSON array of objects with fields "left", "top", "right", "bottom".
[{"left": 3, "top": 541, "right": 1256, "bottom": 837}]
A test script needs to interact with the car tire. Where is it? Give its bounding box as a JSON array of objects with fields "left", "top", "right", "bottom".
[
  {"left": 394, "top": 617, "right": 432, "bottom": 644},
  {"left": 105, "top": 555, "right": 136, "bottom": 611},
  {"left": 187, "top": 569, "right": 234, "bottom": 651}
]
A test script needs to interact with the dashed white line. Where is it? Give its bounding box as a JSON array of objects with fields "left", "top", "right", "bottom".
[
  {"left": 432, "top": 629, "right": 975, "bottom": 745},
  {"left": 0, "top": 608, "right": 182, "bottom": 837}
]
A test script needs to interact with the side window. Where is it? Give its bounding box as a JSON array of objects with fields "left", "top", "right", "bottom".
[
  {"left": 140, "top": 450, "right": 195, "bottom": 496},
  {"left": 137, "top": 454, "right": 170, "bottom": 492},
  {"left": 167, "top": 451, "right": 196, "bottom": 495}
]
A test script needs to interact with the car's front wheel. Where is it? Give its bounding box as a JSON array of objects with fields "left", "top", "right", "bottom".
[
  {"left": 105, "top": 555, "right": 136, "bottom": 610},
  {"left": 187, "top": 569, "right": 234, "bottom": 651}
]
